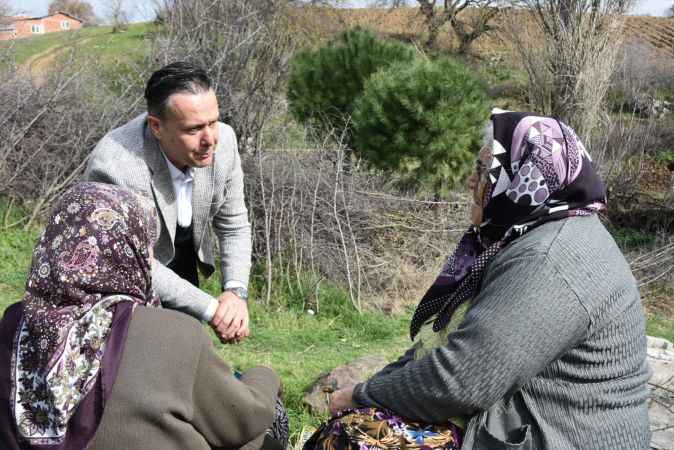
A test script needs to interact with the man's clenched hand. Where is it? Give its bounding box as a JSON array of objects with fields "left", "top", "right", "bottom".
[{"left": 210, "top": 291, "right": 250, "bottom": 344}]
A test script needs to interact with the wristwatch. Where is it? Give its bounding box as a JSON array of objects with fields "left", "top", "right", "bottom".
[{"left": 225, "top": 286, "right": 249, "bottom": 301}]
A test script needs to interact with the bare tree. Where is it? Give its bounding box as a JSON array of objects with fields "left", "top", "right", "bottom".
[
  {"left": 451, "top": 1, "right": 501, "bottom": 54},
  {"left": 381, "top": 0, "right": 501, "bottom": 53},
  {"left": 666, "top": 3, "right": 674, "bottom": 17},
  {"left": 152, "top": 0, "right": 296, "bottom": 152},
  {"left": 502, "top": 0, "right": 633, "bottom": 142},
  {"left": 0, "top": 0, "right": 10, "bottom": 16},
  {"left": 417, "top": 0, "right": 465, "bottom": 50},
  {"left": 48, "top": 0, "right": 96, "bottom": 24},
  {"left": 108, "top": 0, "right": 128, "bottom": 33}
]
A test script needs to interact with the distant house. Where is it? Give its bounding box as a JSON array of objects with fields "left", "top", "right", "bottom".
[{"left": 0, "top": 12, "right": 83, "bottom": 41}]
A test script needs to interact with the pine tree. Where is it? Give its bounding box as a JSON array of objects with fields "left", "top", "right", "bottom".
[
  {"left": 287, "top": 28, "right": 415, "bottom": 143},
  {"left": 352, "top": 57, "right": 489, "bottom": 194}
]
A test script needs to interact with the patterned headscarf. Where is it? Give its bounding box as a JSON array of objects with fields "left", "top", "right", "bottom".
[
  {"left": 11, "top": 182, "right": 160, "bottom": 448},
  {"left": 410, "top": 110, "right": 606, "bottom": 339}
]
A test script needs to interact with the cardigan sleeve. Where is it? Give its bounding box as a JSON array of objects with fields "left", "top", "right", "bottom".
[
  {"left": 353, "top": 253, "right": 590, "bottom": 423},
  {"left": 191, "top": 331, "right": 280, "bottom": 448}
]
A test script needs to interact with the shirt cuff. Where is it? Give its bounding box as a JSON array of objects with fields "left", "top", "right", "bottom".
[
  {"left": 223, "top": 280, "right": 247, "bottom": 291},
  {"left": 202, "top": 297, "right": 219, "bottom": 323}
]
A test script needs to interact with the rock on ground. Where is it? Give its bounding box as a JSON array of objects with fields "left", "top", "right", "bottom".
[
  {"left": 647, "top": 336, "right": 674, "bottom": 450},
  {"left": 303, "top": 355, "right": 388, "bottom": 416}
]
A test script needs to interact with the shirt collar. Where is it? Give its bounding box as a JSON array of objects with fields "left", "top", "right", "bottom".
[{"left": 161, "top": 150, "right": 193, "bottom": 182}]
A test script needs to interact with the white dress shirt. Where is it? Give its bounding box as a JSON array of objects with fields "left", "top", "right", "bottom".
[
  {"left": 163, "top": 154, "right": 194, "bottom": 228},
  {"left": 162, "top": 153, "right": 246, "bottom": 322}
]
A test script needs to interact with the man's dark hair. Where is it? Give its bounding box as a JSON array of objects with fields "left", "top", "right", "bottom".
[{"left": 145, "top": 61, "right": 212, "bottom": 118}]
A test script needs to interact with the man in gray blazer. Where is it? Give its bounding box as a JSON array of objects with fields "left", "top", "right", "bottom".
[{"left": 85, "top": 62, "right": 251, "bottom": 343}]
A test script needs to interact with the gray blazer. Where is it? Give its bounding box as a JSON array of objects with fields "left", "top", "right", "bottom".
[{"left": 84, "top": 113, "right": 252, "bottom": 321}]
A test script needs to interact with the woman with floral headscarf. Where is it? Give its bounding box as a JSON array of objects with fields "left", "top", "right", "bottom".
[
  {"left": 309, "top": 111, "right": 651, "bottom": 450},
  {"left": 0, "top": 182, "right": 285, "bottom": 450}
]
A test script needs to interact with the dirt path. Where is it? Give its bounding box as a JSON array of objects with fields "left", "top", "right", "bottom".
[{"left": 22, "top": 36, "right": 95, "bottom": 85}]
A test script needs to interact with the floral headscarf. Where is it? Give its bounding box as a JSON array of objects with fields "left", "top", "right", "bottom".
[
  {"left": 410, "top": 110, "right": 606, "bottom": 339},
  {"left": 11, "top": 182, "right": 160, "bottom": 448}
]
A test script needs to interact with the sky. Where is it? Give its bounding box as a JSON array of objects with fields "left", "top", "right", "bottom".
[
  {"left": 10, "top": 0, "right": 672, "bottom": 22},
  {"left": 10, "top": 0, "right": 156, "bottom": 22}
]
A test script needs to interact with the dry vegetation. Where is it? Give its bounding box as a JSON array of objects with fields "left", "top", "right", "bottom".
[
  {"left": 245, "top": 138, "right": 471, "bottom": 313},
  {"left": 336, "top": 7, "right": 674, "bottom": 58},
  {"left": 0, "top": 2, "right": 672, "bottom": 317}
]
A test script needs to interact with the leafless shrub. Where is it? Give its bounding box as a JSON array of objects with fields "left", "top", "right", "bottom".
[
  {"left": 108, "top": 0, "right": 129, "bottom": 33},
  {"left": 243, "top": 128, "right": 470, "bottom": 312},
  {"left": 0, "top": 53, "right": 146, "bottom": 228},
  {"left": 150, "top": 0, "right": 297, "bottom": 152},
  {"left": 48, "top": 0, "right": 97, "bottom": 25},
  {"left": 591, "top": 113, "right": 657, "bottom": 189},
  {"left": 611, "top": 38, "right": 674, "bottom": 113},
  {"left": 630, "top": 239, "right": 674, "bottom": 288},
  {"left": 0, "top": 0, "right": 11, "bottom": 18},
  {"left": 502, "top": 0, "right": 633, "bottom": 143}
]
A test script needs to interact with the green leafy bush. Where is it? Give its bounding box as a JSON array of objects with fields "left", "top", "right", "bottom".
[
  {"left": 352, "top": 57, "right": 490, "bottom": 193},
  {"left": 287, "top": 28, "right": 415, "bottom": 141}
]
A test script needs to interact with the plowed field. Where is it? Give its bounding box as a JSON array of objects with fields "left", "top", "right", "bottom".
[{"left": 335, "top": 8, "right": 674, "bottom": 58}]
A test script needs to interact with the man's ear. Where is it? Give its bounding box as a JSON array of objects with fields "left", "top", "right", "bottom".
[{"left": 147, "top": 114, "right": 162, "bottom": 140}]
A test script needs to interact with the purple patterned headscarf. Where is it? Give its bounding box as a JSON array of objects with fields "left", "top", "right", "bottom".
[
  {"left": 9, "top": 182, "right": 160, "bottom": 448},
  {"left": 410, "top": 110, "right": 606, "bottom": 339}
]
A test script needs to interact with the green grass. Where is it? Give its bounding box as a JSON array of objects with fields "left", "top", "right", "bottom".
[
  {"left": 1, "top": 23, "right": 153, "bottom": 66},
  {"left": 646, "top": 313, "right": 674, "bottom": 343},
  {"left": 0, "top": 200, "right": 39, "bottom": 309},
  {"left": 198, "top": 266, "right": 411, "bottom": 435},
  {"left": 72, "top": 23, "right": 153, "bottom": 64},
  {"left": 606, "top": 224, "right": 658, "bottom": 251},
  {"left": 656, "top": 149, "right": 674, "bottom": 166}
]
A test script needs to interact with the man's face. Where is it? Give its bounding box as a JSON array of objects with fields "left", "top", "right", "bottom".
[{"left": 147, "top": 89, "right": 220, "bottom": 170}]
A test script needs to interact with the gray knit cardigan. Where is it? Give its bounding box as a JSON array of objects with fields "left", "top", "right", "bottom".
[{"left": 354, "top": 215, "right": 651, "bottom": 450}]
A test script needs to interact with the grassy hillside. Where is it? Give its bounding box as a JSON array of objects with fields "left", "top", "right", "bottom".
[{"left": 1, "top": 22, "right": 153, "bottom": 67}]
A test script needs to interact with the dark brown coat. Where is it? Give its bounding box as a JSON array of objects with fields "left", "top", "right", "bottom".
[{"left": 89, "top": 307, "right": 280, "bottom": 450}]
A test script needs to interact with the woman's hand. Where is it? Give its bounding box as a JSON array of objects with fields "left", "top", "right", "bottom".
[{"left": 329, "top": 385, "right": 357, "bottom": 416}]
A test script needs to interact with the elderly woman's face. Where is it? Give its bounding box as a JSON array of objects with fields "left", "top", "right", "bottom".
[{"left": 468, "top": 145, "right": 493, "bottom": 226}]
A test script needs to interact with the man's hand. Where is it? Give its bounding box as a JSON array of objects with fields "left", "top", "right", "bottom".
[
  {"left": 210, "top": 291, "right": 250, "bottom": 344},
  {"left": 329, "top": 385, "right": 357, "bottom": 416}
]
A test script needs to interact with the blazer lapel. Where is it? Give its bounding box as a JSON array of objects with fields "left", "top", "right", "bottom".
[
  {"left": 143, "top": 125, "right": 177, "bottom": 244},
  {"left": 191, "top": 164, "right": 213, "bottom": 250}
]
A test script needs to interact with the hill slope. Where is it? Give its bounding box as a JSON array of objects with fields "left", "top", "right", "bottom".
[{"left": 2, "top": 22, "right": 152, "bottom": 68}]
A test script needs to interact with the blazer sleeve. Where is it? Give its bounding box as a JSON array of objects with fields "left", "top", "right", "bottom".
[
  {"left": 152, "top": 262, "right": 218, "bottom": 322},
  {"left": 191, "top": 331, "right": 280, "bottom": 448},
  {"left": 211, "top": 124, "right": 252, "bottom": 289}
]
